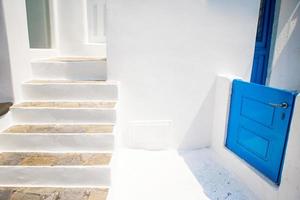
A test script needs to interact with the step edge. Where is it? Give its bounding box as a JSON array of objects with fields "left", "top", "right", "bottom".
[
  {"left": 0, "top": 186, "right": 110, "bottom": 189},
  {"left": 0, "top": 132, "right": 114, "bottom": 135},
  {"left": 0, "top": 184, "right": 111, "bottom": 188},
  {"left": 23, "top": 80, "right": 119, "bottom": 85},
  {"left": 10, "top": 107, "right": 117, "bottom": 110},
  {"left": 0, "top": 165, "right": 111, "bottom": 168},
  {"left": 31, "top": 58, "right": 106, "bottom": 63}
]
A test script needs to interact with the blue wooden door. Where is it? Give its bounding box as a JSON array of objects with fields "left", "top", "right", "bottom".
[
  {"left": 226, "top": 80, "right": 296, "bottom": 184},
  {"left": 251, "top": 0, "right": 276, "bottom": 85}
]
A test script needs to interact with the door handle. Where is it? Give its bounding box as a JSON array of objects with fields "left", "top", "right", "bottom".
[{"left": 269, "top": 102, "right": 289, "bottom": 109}]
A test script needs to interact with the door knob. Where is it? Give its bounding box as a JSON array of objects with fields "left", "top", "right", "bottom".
[{"left": 269, "top": 102, "right": 288, "bottom": 109}]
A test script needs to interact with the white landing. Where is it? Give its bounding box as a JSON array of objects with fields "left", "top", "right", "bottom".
[{"left": 111, "top": 148, "right": 258, "bottom": 200}]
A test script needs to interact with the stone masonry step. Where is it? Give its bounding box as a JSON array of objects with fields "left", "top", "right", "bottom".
[
  {"left": 31, "top": 57, "right": 107, "bottom": 81},
  {"left": 0, "top": 153, "right": 111, "bottom": 187},
  {"left": 3, "top": 124, "right": 114, "bottom": 134},
  {"left": 0, "top": 187, "right": 109, "bottom": 200},
  {"left": 10, "top": 101, "right": 116, "bottom": 123},
  {"left": 11, "top": 101, "right": 117, "bottom": 109},
  {"left": 22, "top": 80, "right": 118, "bottom": 101},
  {"left": 0, "top": 152, "right": 111, "bottom": 166}
]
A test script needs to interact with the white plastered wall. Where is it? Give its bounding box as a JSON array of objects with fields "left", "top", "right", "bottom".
[
  {"left": 268, "top": 0, "right": 300, "bottom": 91},
  {"left": 211, "top": 75, "right": 300, "bottom": 200},
  {"left": 55, "top": 0, "right": 106, "bottom": 57},
  {"left": 1, "top": 0, "right": 32, "bottom": 102},
  {"left": 0, "top": 0, "right": 13, "bottom": 102},
  {"left": 107, "top": 0, "right": 261, "bottom": 149}
]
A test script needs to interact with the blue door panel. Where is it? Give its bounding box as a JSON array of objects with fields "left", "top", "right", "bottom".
[
  {"left": 241, "top": 97, "right": 275, "bottom": 127},
  {"left": 237, "top": 127, "right": 270, "bottom": 159},
  {"left": 226, "top": 80, "right": 296, "bottom": 184}
]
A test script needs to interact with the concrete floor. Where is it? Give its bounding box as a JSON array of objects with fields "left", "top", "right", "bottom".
[{"left": 111, "top": 148, "right": 259, "bottom": 200}]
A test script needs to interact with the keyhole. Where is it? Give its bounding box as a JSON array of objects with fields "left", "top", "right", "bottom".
[{"left": 281, "top": 112, "right": 286, "bottom": 120}]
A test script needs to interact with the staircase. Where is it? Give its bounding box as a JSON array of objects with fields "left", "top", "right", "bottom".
[{"left": 0, "top": 57, "right": 117, "bottom": 200}]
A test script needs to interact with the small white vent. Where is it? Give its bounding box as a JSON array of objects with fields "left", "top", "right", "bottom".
[
  {"left": 128, "top": 120, "right": 173, "bottom": 150},
  {"left": 86, "top": 0, "right": 106, "bottom": 43}
]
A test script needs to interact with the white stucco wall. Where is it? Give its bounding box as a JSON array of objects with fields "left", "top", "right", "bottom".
[
  {"left": 0, "top": 0, "right": 13, "bottom": 102},
  {"left": 107, "top": 0, "right": 260, "bottom": 149},
  {"left": 211, "top": 75, "right": 300, "bottom": 200},
  {"left": 1, "top": 0, "right": 32, "bottom": 102},
  {"left": 56, "top": 0, "right": 106, "bottom": 57},
  {"left": 269, "top": 0, "right": 300, "bottom": 91}
]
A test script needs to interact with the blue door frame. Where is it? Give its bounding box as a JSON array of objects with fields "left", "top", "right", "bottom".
[
  {"left": 251, "top": 0, "right": 276, "bottom": 85},
  {"left": 227, "top": 0, "right": 298, "bottom": 185}
]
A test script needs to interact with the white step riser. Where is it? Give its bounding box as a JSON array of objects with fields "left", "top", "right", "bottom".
[
  {"left": 0, "top": 167, "right": 110, "bottom": 187},
  {"left": 0, "top": 134, "right": 114, "bottom": 152},
  {"left": 31, "top": 61, "right": 107, "bottom": 81},
  {"left": 22, "top": 84, "right": 118, "bottom": 101},
  {"left": 11, "top": 109, "right": 116, "bottom": 123}
]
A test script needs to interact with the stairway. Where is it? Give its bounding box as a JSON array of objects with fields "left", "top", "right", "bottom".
[{"left": 0, "top": 57, "right": 117, "bottom": 200}]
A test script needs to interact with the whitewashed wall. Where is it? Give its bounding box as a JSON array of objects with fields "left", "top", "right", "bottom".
[
  {"left": 269, "top": 0, "right": 300, "bottom": 91},
  {"left": 56, "top": 0, "right": 106, "bottom": 57},
  {"left": 0, "top": 0, "right": 13, "bottom": 102},
  {"left": 107, "top": 0, "right": 260, "bottom": 149},
  {"left": 1, "top": 0, "right": 32, "bottom": 102}
]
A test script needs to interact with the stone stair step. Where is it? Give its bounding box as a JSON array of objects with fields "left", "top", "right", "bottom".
[
  {"left": 0, "top": 152, "right": 111, "bottom": 166},
  {"left": 0, "top": 133, "right": 114, "bottom": 152},
  {"left": 3, "top": 124, "right": 114, "bottom": 134},
  {"left": 22, "top": 80, "right": 118, "bottom": 101},
  {"left": 26, "top": 80, "right": 115, "bottom": 84},
  {"left": 0, "top": 153, "right": 111, "bottom": 187},
  {"left": 11, "top": 101, "right": 116, "bottom": 109},
  {"left": 10, "top": 101, "right": 116, "bottom": 123},
  {"left": 43, "top": 56, "right": 106, "bottom": 62},
  {"left": 0, "top": 124, "right": 114, "bottom": 152},
  {"left": 0, "top": 187, "right": 109, "bottom": 200},
  {"left": 31, "top": 57, "right": 107, "bottom": 81}
]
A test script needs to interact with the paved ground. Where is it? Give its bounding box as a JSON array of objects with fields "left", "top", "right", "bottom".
[{"left": 111, "top": 148, "right": 259, "bottom": 200}]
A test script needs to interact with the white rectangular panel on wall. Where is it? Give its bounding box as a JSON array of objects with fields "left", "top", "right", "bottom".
[{"left": 86, "top": 0, "right": 106, "bottom": 43}]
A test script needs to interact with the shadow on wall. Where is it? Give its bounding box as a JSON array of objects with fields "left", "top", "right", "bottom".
[
  {"left": 0, "top": 0, "right": 14, "bottom": 102},
  {"left": 178, "top": 80, "right": 217, "bottom": 149},
  {"left": 269, "top": 0, "right": 300, "bottom": 91}
]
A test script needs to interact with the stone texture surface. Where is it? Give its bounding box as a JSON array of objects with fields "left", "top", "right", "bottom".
[
  {"left": 11, "top": 101, "right": 116, "bottom": 109},
  {"left": 0, "top": 188, "right": 108, "bottom": 200},
  {"left": 0, "top": 153, "right": 111, "bottom": 166},
  {"left": 3, "top": 124, "right": 113, "bottom": 133}
]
